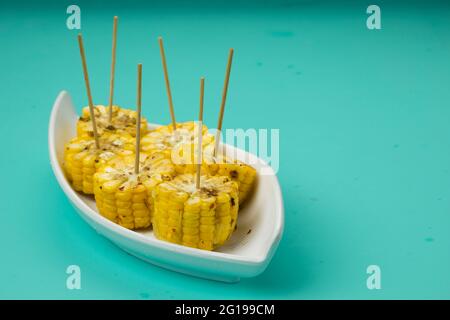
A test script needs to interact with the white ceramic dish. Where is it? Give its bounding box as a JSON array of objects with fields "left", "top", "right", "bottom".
[{"left": 49, "top": 91, "right": 284, "bottom": 282}]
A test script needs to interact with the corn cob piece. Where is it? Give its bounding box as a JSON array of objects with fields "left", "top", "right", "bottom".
[
  {"left": 63, "top": 134, "right": 134, "bottom": 194},
  {"left": 203, "top": 150, "right": 257, "bottom": 205},
  {"left": 141, "top": 121, "right": 214, "bottom": 173},
  {"left": 153, "top": 174, "right": 239, "bottom": 250},
  {"left": 93, "top": 153, "right": 175, "bottom": 229},
  {"left": 77, "top": 105, "right": 148, "bottom": 138},
  {"left": 215, "top": 159, "right": 256, "bottom": 205}
]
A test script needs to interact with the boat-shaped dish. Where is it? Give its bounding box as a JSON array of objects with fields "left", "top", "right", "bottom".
[{"left": 48, "top": 91, "right": 284, "bottom": 282}]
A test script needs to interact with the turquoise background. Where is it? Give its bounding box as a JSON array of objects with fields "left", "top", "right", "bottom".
[{"left": 1, "top": 0, "right": 449, "bottom": 299}]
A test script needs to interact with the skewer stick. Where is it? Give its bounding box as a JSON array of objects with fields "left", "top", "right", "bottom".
[
  {"left": 196, "top": 77, "right": 205, "bottom": 189},
  {"left": 135, "top": 64, "right": 143, "bottom": 174},
  {"left": 158, "top": 37, "right": 177, "bottom": 131},
  {"left": 78, "top": 34, "right": 100, "bottom": 149},
  {"left": 108, "top": 16, "right": 118, "bottom": 122},
  {"left": 214, "top": 48, "right": 234, "bottom": 156}
]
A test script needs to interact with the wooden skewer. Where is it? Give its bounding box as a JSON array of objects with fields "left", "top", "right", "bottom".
[
  {"left": 108, "top": 16, "right": 118, "bottom": 123},
  {"left": 158, "top": 37, "right": 177, "bottom": 131},
  {"left": 196, "top": 77, "right": 205, "bottom": 189},
  {"left": 135, "top": 64, "right": 142, "bottom": 174},
  {"left": 78, "top": 33, "right": 100, "bottom": 149},
  {"left": 214, "top": 48, "right": 234, "bottom": 156}
]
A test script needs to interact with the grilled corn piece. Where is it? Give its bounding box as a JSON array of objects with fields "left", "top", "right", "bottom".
[
  {"left": 153, "top": 174, "right": 239, "bottom": 250},
  {"left": 93, "top": 153, "right": 175, "bottom": 229},
  {"left": 203, "top": 150, "right": 257, "bottom": 205},
  {"left": 141, "top": 121, "right": 214, "bottom": 173},
  {"left": 215, "top": 159, "right": 256, "bottom": 205},
  {"left": 77, "top": 105, "right": 148, "bottom": 138},
  {"left": 64, "top": 134, "right": 134, "bottom": 194}
]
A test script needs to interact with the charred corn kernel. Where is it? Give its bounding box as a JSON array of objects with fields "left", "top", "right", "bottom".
[
  {"left": 77, "top": 105, "right": 148, "bottom": 138},
  {"left": 141, "top": 121, "right": 214, "bottom": 173},
  {"left": 93, "top": 153, "right": 175, "bottom": 230},
  {"left": 202, "top": 151, "right": 257, "bottom": 205},
  {"left": 64, "top": 134, "right": 135, "bottom": 194},
  {"left": 153, "top": 174, "right": 239, "bottom": 250}
]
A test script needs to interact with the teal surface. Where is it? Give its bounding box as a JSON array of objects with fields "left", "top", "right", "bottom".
[{"left": 1, "top": 0, "right": 450, "bottom": 299}]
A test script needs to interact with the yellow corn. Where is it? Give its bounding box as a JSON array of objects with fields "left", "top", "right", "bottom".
[
  {"left": 63, "top": 134, "right": 134, "bottom": 194},
  {"left": 141, "top": 121, "right": 214, "bottom": 173},
  {"left": 142, "top": 122, "right": 256, "bottom": 204},
  {"left": 215, "top": 160, "right": 256, "bottom": 205},
  {"left": 93, "top": 153, "right": 175, "bottom": 229},
  {"left": 203, "top": 151, "right": 257, "bottom": 205},
  {"left": 153, "top": 174, "right": 239, "bottom": 250},
  {"left": 77, "top": 105, "right": 148, "bottom": 138}
]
